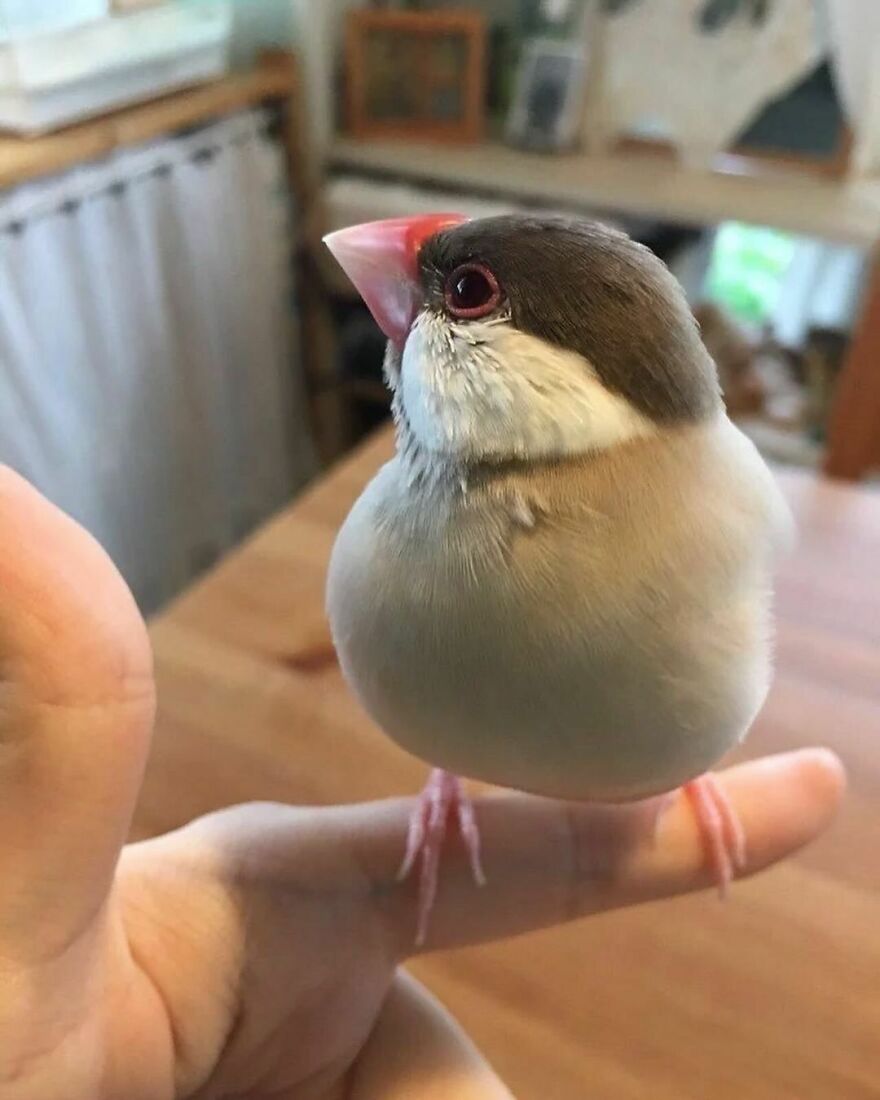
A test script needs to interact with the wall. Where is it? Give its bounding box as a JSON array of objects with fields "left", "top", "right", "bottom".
[{"left": 230, "top": 0, "right": 295, "bottom": 66}]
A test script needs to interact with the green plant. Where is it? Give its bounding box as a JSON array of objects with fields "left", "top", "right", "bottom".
[{"left": 705, "top": 222, "right": 796, "bottom": 326}]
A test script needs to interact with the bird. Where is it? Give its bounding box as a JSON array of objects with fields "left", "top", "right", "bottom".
[{"left": 323, "top": 212, "right": 791, "bottom": 945}]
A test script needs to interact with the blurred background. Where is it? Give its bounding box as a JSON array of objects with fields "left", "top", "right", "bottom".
[{"left": 1, "top": 0, "right": 879, "bottom": 613}]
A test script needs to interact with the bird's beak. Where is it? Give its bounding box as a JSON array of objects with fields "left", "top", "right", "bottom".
[{"left": 323, "top": 214, "right": 468, "bottom": 346}]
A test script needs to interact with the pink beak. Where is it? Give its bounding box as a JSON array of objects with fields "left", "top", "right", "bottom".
[{"left": 324, "top": 213, "right": 469, "bottom": 346}]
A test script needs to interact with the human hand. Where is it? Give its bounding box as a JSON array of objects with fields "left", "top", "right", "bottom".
[{"left": 0, "top": 467, "right": 844, "bottom": 1099}]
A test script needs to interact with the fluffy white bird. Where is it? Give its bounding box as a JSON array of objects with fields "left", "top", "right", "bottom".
[{"left": 324, "top": 213, "right": 791, "bottom": 944}]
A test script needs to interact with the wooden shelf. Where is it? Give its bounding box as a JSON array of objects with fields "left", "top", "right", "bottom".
[
  {"left": 331, "top": 136, "right": 880, "bottom": 248},
  {"left": 0, "top": 56, "right": 298, "bottom": 190}
]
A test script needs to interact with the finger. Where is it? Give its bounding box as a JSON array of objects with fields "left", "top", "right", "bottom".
[
  {"left": 350, "top": 971, "right": 515, "bottom": 1100},
  {"left": 345, "top": 749, "right": 844, "bottom": 953},
  {"left": 0, "top": 467, "right": 155, "bottom": 960}
]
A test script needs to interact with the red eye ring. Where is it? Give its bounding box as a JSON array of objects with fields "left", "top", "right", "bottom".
[{"left": 444, "top": 262, "right": 501, "bottom": 320}]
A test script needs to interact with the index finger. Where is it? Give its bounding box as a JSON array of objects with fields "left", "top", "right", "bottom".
[{"left": 350, "top": 748, "right": 844, "bottom": 953}]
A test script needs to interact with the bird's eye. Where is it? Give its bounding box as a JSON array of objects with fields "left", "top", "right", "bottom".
[{"left": 444, "top": 263, "right": 501, "bottom": 320}]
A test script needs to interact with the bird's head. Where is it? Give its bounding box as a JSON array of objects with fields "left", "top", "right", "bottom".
[{"left": 324, "top": 213, "right": 721, "bottom": 465}]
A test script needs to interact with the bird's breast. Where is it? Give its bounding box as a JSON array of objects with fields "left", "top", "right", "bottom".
[{"left": 326, "top": 423, "right": 782, "bottom": 801}]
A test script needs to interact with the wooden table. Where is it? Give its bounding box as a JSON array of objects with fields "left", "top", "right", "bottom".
[{"left": 138, "top": 429, "right": 880, "bottom": 1100}]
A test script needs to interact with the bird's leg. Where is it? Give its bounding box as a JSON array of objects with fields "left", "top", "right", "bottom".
[
  {"left": 684, "top": 773, "right": 747, "bottom": 897},
  {"left": 398, "top": 768, "right": 486, "bottom": 946}
]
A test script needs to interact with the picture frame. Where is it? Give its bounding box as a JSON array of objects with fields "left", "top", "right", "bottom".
[
  {"left": 506, "top": 37, "right": 588, "bottom": 153},
  {"left": 345, "top": 9, "right": 486, "bottom": 144}
]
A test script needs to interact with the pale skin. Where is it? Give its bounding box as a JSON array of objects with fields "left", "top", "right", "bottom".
[{"left": 0, "top": 465, "right": 845, "bottom": 1100}]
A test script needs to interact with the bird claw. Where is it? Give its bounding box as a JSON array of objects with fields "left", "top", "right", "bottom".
[
  {"left": 398, "top": 769, "right": 485, "bottom": 946},
  {"left": 684, "top": 773, "right": 747, "bottom": 897}
]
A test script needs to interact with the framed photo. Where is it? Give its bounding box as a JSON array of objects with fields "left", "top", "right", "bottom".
[
  {"left": 345, "top": 9, "right": 486, "bottom": 143},
  {"left": 506, "top": 37, "right": 588, "bottom": 152}
]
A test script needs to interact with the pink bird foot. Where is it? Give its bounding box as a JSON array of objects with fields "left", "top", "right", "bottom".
[
  {"left": 398, "top": 768, "right": 486, "bottom": 946},
  {"left": 684, "top": 773, "right": 747, "bottom": 897}
]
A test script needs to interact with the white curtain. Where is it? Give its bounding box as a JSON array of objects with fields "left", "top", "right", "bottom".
[
  {"left": 771, "top": 236, "right": 867, "bottom": 347},
  {"left": 0, "top": 107, "right": 315, "bottom": 612},
  {"left": 825, "top": 0, "right": 880, "bottom": 175}
]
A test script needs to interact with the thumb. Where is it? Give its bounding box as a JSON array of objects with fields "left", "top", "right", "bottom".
[{"left": 0, "top": 467, "right": 154, "bottom": 961}]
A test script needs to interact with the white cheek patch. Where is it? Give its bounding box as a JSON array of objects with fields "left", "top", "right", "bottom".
[{"left": 401, "top": 312, "right": 655, "bottom": 462}]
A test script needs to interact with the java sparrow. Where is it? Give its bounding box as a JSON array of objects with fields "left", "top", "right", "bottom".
[{"left": 324, "top": 213, "right": 791, "bottom": 944}]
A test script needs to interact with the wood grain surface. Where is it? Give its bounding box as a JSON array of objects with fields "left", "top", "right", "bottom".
[{"left": 138, "top": 428, "right": 880, "bottom": 1100}]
